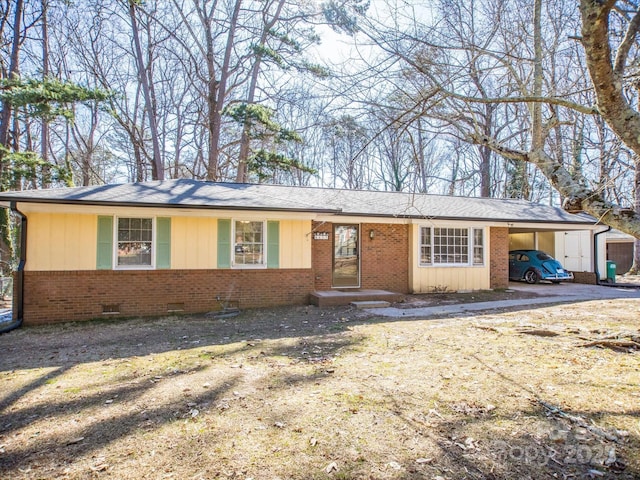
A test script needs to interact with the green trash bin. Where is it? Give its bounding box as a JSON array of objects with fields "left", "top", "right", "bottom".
[{"left": 606, "top": 260, "right": 617, "bottom": 281}]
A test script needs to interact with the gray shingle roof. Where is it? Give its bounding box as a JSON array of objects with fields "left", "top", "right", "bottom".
[{"left": 0, "top": 179, "right": 597, "bottom": 224}]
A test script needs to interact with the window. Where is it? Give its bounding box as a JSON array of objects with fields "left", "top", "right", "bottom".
[
  {"left": 234, "top": 220, "right": 265, "bottom": 266},
  {"left": 420, "top": 226, "right": 484, "bottom": 266},
  {"left": 473, "top": 228, "right": 484, "bottom": 265},
  {"left": 420, "top": 227, "right": 432, "bottom": 265},
  {"left": 117, "top": 217, "right": 153, "bottom": 267}
]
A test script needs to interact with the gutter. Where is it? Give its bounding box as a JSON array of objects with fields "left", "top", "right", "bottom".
[
  {"left": 0, "top": 197, "right": 342, "bottom": 215},
  {"left": 0, "top": 202, "right": 26, "bottom": 334},
  {"left": 593, "top": 225, "right": 611, "bottom": 283}
]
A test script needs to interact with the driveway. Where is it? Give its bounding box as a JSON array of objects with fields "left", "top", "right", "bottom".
[
  {"left": 367, "top": 281, "right": 640, "bottom": 318},
  {"left": 508, "top": 280, "right": 640, "bottom": 299}
]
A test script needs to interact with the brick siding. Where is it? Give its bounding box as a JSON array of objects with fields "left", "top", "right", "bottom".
[
  {"left": 360, "top": 223, "right": 409, "bottom": 292},
  {"left": 23, "top": 269, "right": 314, "bottom": 325},
  {"left": 490, "top": 227, "right": 509, "bottom": 289},
  {"left": 311, "top": 221, "right": 334, "bottom": 290}
]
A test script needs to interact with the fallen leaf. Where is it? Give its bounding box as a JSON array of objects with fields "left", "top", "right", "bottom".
[
  {"left": 66, "top": 437, "right": 85, "bottom": 445},
  {"left": 324, "top": 461, "right": 338, "bottom": 473},
  {"left": 309, "top": 437, "right": 318, "bottom": 446}
]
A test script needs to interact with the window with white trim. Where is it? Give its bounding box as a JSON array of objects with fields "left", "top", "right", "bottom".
[
  {"left": 420, "top": 226, "right": 485, "bottom": 266},
  {"left": 473, "top": 228, "right": 484, "bottom": 265},
  {"left": 234, "top": 220, "right": 265, "bottom": 266},
  {"left": 117, "top": 217, "right": 153, "bottom": 267}
]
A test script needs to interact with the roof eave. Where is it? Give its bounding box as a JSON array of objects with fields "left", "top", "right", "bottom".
[
  {"left": 0, "top": 197, "right": 341, "bottom": 214},
  {"left": 335, "top": 211, "right": 597, "bottom": 225}
]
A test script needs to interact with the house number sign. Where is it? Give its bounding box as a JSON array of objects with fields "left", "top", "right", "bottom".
[{"left": 313, "top": 232, "right": 330, "bottom": 240}]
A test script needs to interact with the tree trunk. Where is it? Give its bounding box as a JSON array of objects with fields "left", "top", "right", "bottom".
[
  {"left": 207, "top": 0, "right": 242, "bottom": 181},
  {"left": 0, "top": 0, "right": 23, "bottom": 162},
  {"left": 128, "top": 1, "right": 164, "bottom": 181},
  {"left": 628, "top": 157, "right": 640, "bottom": 274},
  {"left": 236, "top": 0, "right": 286, "bottom": 183},
  {"left": 580, "top": 1, "right": 640, "bottom": 160},
  {"left": 41, "top": 0, "right": 51, "bottom": 188},
  {"left": 0, "top": 0, "right": 24, "bottom": 263},
  {"left": 531, "top": 0, "right": 543, "bottom": 151}
]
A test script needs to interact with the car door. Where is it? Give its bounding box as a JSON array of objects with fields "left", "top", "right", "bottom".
[
  {"left": 508, "top": 253, "right": 518, "bottom": 279},
  {"left": 509, "top": 253, "right": 529, "bottom": 279}
]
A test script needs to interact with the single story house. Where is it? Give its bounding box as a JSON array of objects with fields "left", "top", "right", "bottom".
[{"left": 0, "top": 179, "right": 609, "bottom": 325}]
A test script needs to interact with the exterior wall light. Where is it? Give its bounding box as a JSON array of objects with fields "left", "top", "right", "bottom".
[{"left": 369, "top": 229, "right": 375, "bottom": 240}]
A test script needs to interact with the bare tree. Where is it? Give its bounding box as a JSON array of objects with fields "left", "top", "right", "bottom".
[
  {"left": 348, "top": 0, "right": 640, "bottom": 237},
  {"left": 128, "top": 0, "right": 163, "bottom": 180}
]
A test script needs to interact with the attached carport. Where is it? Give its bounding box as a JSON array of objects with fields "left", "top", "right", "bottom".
[{"left": 507, "top": 222, "right": 610, "bottom": 283}]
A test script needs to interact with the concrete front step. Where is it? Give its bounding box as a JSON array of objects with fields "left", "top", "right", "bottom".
[
  {"left": 351, "top": 301, "right": 391, "bottom": 309},
  {"left": 309, "top": 289, "right": 403, "bottom": 307}
]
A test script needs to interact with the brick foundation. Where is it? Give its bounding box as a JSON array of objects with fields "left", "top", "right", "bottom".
[
  {"left": 23, "top": 269, "right": 314, "bottom": 325},
  {"left": 490, "top": 227, "right": 509, "bottom": 289},
  {"left": 571, "top": 271, "right": 597, "bottom": 285},
  {"left": 311, "top": 221, "right": 409, "bottom": 293}
]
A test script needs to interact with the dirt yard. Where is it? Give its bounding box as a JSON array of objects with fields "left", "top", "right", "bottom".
[{"left": 0, "top": 292, "right": 639, "bottom": 479}]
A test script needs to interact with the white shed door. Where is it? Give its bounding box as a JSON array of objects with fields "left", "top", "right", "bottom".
[{"left": 562, "top": 231, "right": 591, "bottom": 271}]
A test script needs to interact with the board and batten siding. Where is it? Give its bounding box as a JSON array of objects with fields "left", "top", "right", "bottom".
[
  {"left": 26, "top": 212, "right": 97, "bottom": 271},
  {"left": 408, "top": 224, "right": 491, "bottom": 292},
  {"left": 508, "top": 231, "right": 555, "bottom": 256},
  {"left": 172, "top": 217, "right": 218, "bottom": 269},
  {"left": 24, "top": 211, "right": 312, "bottom": 271},
  {"left": 278, "top": 220, "right": 312, "bottom": 269}
]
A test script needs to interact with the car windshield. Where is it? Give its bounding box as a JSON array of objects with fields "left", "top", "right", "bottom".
[{"left": 536, "top": 252, "right": 553, "bottom": 261}]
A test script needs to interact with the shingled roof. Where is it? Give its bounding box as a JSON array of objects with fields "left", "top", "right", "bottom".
[{"left": 0, "top": 179, "right": 597, "bottom": 224}]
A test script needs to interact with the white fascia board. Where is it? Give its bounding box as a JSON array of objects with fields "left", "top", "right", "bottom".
[
  {"left": 15, "top": 202, "right": 314, "bottom": 220},
  {"left": 506, "top": 221, "right": 603, "bottom": 231}
]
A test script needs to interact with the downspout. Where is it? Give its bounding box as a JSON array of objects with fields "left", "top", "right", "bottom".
[
  {"left": 593, "top": 225, "right": 611, "bottom": 284},
  {"left": 0, "top": 201, "right": 26, "bottom": 334}
]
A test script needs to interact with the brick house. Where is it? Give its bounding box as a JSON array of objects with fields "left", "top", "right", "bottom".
[{"left": 0, "top": 180, "right": 606, "bottom": 325}]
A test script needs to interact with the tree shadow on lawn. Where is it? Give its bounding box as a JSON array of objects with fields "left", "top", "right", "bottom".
[
  {"left": 0, "top": 303, "right": 638, "bottom": 479},
  {"left": 0, "top": 305, "right": 365, "bottom": 373},
  {"left": 375, "top": 406, "right": 640, "bottom": 480},
  {"left": 0, "top": 310, "right": 364, "bottom": 478},
  {"left": 0, "top": 369, "right": 240, "bottom": 476},
  {"left": 0, "top": 340, "right": 361, "bottom": 479}
]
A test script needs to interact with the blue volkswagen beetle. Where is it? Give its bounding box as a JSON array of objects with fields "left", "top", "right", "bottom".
[{"left": 508, "top": 250, "right": 574, "bottom": 284}]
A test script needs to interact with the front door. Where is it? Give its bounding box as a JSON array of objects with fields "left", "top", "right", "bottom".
[{"left": 332, "top": 224, "right": 359, "bottom": 287}]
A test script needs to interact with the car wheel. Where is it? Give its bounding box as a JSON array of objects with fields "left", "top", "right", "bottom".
[{"left": 524, "top": 269, "right": 539, "bottom": 284}]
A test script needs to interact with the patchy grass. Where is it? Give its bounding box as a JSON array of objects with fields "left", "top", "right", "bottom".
[{"left": 0, "top": 299, "right": 639, "bottom": 479}]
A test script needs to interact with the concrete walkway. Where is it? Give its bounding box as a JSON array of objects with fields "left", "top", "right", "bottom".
[{"left": 365, "top": 282, "right": 640, "bottom": 318}]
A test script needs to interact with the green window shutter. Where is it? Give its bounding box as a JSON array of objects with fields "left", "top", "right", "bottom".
[
  {"left": 96, "top": 216, "right": 113, "bottom": 270},
  {"left": 267, "top": 220, "right": 279, "bottom": 268},
  {"left": 156, "top": 217, "right": 171, "bottom": 269},
  {"left": 217, "top": 219, "right": 231, "bottom": 268}
]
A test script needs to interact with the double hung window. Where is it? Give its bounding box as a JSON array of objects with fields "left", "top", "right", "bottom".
[
  {"left": 234, "top": 220, "right": 265, "bottom": 266},
  {"left": 117, "top": 217, "right": 153, "bottom": 267}
]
